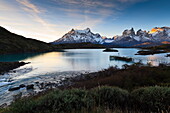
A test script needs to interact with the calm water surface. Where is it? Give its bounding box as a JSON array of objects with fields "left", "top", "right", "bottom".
[{"left": 0, "top": 48, "right": 170, "bottom": 105}]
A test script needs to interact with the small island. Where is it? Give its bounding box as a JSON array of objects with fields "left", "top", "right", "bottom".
[
  {"left": 110, "top": 56, "right": 133, "bottom": 62},
  {"left": 103, "top": 48, "right": 119, "bottom": 52},
  {"left": 135, "top": 50, "right": 167, "bottom": 55}
]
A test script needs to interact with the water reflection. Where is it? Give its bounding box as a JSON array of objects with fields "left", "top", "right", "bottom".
[
  {"left": 0, "top": 52, "right": 45, "bottom": 62},
  {"left": 0, "top": 49, "right": 169, "bottom": 79}
]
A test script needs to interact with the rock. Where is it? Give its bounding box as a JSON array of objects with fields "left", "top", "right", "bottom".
[
  {"left": 0, "top": 103, "right": 7, "bottom": 108},
  {"left": 35, "top": 82, "right": 39, "bottom": 84},
  {"left": 9, "top": 86, "right": 20, "bottom": 91},
  {"left": 19, "top": 84, "right": 26, "bottom": 88},
  {"left": 26, "top": 84, "right": 34, "bottom": 90},
  {"left": 123, "top": 28, "right": 135, "bottom": 36}
]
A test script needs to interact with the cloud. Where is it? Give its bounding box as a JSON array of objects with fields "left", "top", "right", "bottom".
[
  {"left": 16, "top": 0, "right": 42, "bottom": 13},
  {"left": 53, "top": 0, "right": 115, "bottom": 8},
  {"left": 118, "top": 0, "right": 148, "bottom": 3}
]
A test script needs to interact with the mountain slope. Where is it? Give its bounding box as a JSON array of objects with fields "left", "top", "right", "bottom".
[
  {"left": 52, "top": 28, "right": 103, "bottom": 44},
  {"left": 0, "top": 26, "right": 53, "bottom": 54}
]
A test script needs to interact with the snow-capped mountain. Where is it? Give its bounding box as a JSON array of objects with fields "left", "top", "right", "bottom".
[
  {"left": 52, "top": 28, "right": 104, "bottom": 44},
  {"left": 52, "top": 27, "right": 170, "bottom": 47},
  {"left": 110, "top": 27, "right": 170, "bottom": 47}
]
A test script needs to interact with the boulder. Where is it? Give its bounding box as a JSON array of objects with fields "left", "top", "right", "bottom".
[
  {"left": 19, "top": 84, "right": 26, "bottom": 88},
  {"left": 9, "top": 86, "right": 20, "bottom": 91},
  {"left": 26, "top": 84, "right": 34, "bottom": 90}
]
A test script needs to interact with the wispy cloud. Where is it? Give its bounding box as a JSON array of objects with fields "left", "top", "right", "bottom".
[
  {"left": 118, "top": 0, "right": 147, "bottom": 3},
  {"left": 53, "top": 0, "right": 116, "bottom": 8},
  {"left": 16, "top": 0, "right": 42, "bottom": 13}
]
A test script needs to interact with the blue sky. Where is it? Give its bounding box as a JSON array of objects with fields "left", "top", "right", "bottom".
[{"left": 0, "top": 0, "right": 169, "bottom": 42}]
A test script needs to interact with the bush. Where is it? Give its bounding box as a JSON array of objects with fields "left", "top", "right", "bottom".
[
  {"left": 131, "top": 86, "right": 170, "bottom": 112},
  {"left": 92, "top": 86, "right": 129, "bottom": 109},
  {"left": 3, "top": 86, "right": 170, "bottom": 113}
]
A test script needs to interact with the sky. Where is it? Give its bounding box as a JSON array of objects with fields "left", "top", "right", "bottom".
[{"left": 0, "top": 0, "right": 170, "bottom": 42}]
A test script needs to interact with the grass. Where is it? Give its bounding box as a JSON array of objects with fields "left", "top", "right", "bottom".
[{"left": 1, "top": 86, "right": 169, "bottom": 113}]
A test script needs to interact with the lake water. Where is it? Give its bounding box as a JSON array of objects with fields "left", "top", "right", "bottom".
[{"left": 0, "top": 48, "right": 170, "bottom": 105}]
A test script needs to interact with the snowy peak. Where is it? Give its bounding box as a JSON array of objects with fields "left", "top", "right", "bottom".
[
  {"left": 53, "top": 28, "right": 103, "bottom": 44},
  {"left": 75, "top": 28, "right": 91, "bottom": 34}
]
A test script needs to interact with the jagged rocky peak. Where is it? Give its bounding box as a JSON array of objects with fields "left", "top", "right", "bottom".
[
  {"left": 52, "top": 28, "right": 103, "bottom": 44},
  {"left": 122, "top": 28, "right": 135, "bottom": 36},
  {"left": 136, "top": 29, "right": 150, "bottom": 37}
]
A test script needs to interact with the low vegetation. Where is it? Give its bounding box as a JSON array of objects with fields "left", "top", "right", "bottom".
[{"left": 1, "top": 86, "right": 169, "bottom": 113}]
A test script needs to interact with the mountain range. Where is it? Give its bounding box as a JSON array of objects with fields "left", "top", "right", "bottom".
[{"left": 53, "top": 27, "right": 170, "bottom": 47}]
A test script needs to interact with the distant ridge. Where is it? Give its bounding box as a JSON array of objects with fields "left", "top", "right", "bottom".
[{"left": 0, "top": 26, "right": 53, "bottom": 54}]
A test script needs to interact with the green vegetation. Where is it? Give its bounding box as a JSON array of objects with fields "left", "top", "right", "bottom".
[
  {"left": 0, "top": 26, "right": 53, "bottom": 54},
  {"left": 1, "top": 86, "right": 169, "bottom": 113},
  {"left": 54, "top": 42, "right": 105, "bottom": 49},
  {"left": 0, "top": 62, "right": 27, "bottom": 74}
]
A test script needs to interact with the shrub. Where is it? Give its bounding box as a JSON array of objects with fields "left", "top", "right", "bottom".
[
  {"left": 131, "top": 86, "right": 170, "bottom": 112},
  {"left": 3, "top": 86, "right": 170, "bottom": 113},
  {"left": 92, "top": 86, "right": 129, "bottom": 109}
]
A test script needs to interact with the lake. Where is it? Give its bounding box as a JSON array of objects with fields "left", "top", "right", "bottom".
[{"left": 0, "top": 48, "right": 170, "bottom": 105}]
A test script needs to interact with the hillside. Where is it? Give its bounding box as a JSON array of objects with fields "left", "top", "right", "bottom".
[{"left": 0, "top": 26, "right": 53, "bottom": 54}]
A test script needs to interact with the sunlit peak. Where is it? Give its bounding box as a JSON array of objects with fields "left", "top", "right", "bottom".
[{"left": 149, "top": 27, "right": 164, "bottom": 34}]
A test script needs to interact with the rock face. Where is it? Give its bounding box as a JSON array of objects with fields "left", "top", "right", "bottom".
[
  {"left": 53, "top": 28, "right": 103, "bottom": 44},
  {"left": 122, "top": 28, "right": 135, "bottom": 37}
]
